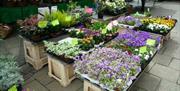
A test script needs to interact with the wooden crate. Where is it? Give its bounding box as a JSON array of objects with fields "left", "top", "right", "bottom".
[
  {"left": 84, "top": 80, "right": 102, "bottom": 91},
  {"left": 23, "top": 40, "right": 47, "bottom": 70},
  {"left": 48, "top": 55, "right": 75, "bottom": 87}
]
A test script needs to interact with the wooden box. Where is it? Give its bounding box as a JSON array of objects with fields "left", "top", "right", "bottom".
[
  {"left": 23, "top": 39, "right": 47, "bottom": 70},
  {"left": 84, "top": 80, "right": 102, "bottom": 91},
  {"left": 48, "top": 54, "right": 75, "bottom": 87}
]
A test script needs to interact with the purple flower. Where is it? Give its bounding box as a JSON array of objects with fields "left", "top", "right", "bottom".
[{"left": 115, "top": 30, "right": 152, "bottom": 47}]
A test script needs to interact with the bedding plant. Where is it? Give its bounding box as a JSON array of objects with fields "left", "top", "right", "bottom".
[
  {"left": 74, "top": 47, "right": 141, "bottom": 91},
  {"left": 106, "top": 29, "right": 161, "bottom": 67},
  {"left": 139, "top": 16, "right": 177, "bottom": 35}
]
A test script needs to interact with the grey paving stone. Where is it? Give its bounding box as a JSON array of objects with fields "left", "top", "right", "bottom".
[
  {"left": 129, "top": 86, "right": 147, "bottom": 91},
  {"left": 145, "top": 56, "right": 157, "bottom": 72},
  {"left": 163, "top": 40, "right": 180, "bottom": 59},
  {"left": 150, "top": 64, "right": 179, "bottom": 83},
  {"left": 169, "top": 58, "right": 180, "bottom": 71},
  {"left": 134, "top": 73, "right": 160, "bottom": 91},
  {"left": 33, "top": 66, "right": 54, "bottom": 85},
  {"left": 157, "top": 79, "right": 180, "bottom": 91},
  {"left": 77, "top": 87, "right": 83, "bottom": 91},
  {"left": 46, "top": 79, "right": 83, "bottom": 91},
  {"left": 155, "top": 54, "right": 172, "bottom": 66},
  {"left": 24, "top": 80, "right": 48, "bottom": 91},
  {"left": 178, "top": 76, "right": 180, "bottom": 85},
  {"left": 20, "top": 64, "right": 36, "bottom": 75}
]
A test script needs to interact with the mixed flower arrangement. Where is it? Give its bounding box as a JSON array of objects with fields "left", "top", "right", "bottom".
[
  {"left": 74, "top": 47, "right": 141, "bottom": 90},
  {"left": 139, "top": 16, "right": 176, "bottom": 35}
]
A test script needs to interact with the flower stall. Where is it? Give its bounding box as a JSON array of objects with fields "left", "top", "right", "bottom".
[{"left": 18, "top": 6, "right": 94, "bottom": 70}]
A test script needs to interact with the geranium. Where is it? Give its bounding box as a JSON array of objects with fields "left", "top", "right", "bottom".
[
  {"left": 84, "top": 7, "right": 93, "bottom": 15},
  {"left": 74, "top": 47, "right": 141, "bottom": 90}
]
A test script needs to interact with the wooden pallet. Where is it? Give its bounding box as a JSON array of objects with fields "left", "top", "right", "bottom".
[
  {"left": 84, "top": 80, "right": 102, "bottom": 91},
  {"left": 48, "top": 54, "right": 75, "bottom": 87},
  {"left": 23, "top": 39, "right": 47, "bottom": 70}
]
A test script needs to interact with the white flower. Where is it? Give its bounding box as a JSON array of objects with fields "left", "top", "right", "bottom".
[
  {"left": 112, "top": 20, "right": 118, "bottom": 26},
  {"left": 138, "top": 54, "right": 142, "bottom": 57},
  {"left": 135, "top": 49, "right": 139, "bottom": 51},
  {"left": 117, "top": 79, "right": 122, "bottom": 84},
  {"left": 106, "top": 23, "right": 113, "bottom": 30},
  {"left": 150, "top": 51, "right": 153, "bottom": 56},
  {"left": 144, "top": 55, "right": 149, "bottom": 60}
]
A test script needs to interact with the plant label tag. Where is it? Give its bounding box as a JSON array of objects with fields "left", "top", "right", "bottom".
[
  {"left": 146, "top": 39, "right": 156, "bottom": 46},
  {"left": 51, "top": 19, "right": 59, "bottom": 26},
  {"left": 8, "top": 85, "right": 17, "bottom": 91},
  {"left": 65, "top": 16, "right": 72, "bottom": 22},
  {"left": 139, "top": 46, "right": 147, "bottom": 53},
  {"left": 38, "top": 20, "right": 48, "bottom": 28},
  {"left": 72, "top": 38, "right": 78, "bottom": 46},
  {"left": 102, "top": 28, "right": 107, "bottom": 34}
]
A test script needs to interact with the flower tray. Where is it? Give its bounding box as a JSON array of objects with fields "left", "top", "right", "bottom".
[
  {"left": 137, "top": 19, "right": 177, "bottom": 36},
  {"left": 103, "top": 7, "right": 127, "bottom": 16},
  {"left": 19, "top": 30, "right": 67, "bottom": 43}
]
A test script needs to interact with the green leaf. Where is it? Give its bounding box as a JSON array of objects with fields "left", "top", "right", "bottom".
[
  {"left": 146, "top": 39, "right": 156, "bottom": 46},
  {"left": 139, "top": 46, "right": 147, "bottom": 53},
  {"left": 38, "top": 20, "right": 48, "bottom": 28},
  {"left": 8, "top": 85, "right": 17, "bottom": 91},
  {"left": 51, "top": 19, "right": 59, "bottom": 26},
  {"left": 102, "top": 28, "right": 107, "bottom": 34}
]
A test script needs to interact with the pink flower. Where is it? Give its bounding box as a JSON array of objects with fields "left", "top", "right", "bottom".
[{"left": 84, "top": 7, "right": 93, "bottom": 15}]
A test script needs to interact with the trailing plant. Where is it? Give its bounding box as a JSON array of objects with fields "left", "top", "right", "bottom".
[
  {"left": 44, "top": 38, "right": 81, "bottom": 58},
  {"left": 0, "top": 55, "right": 23, "bottom": 90}
]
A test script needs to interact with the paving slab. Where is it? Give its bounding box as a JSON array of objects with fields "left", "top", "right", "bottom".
[
  {"left": 129, "top": 86, "right": 147, "bottom": 91},
  {"left": 155, "top": 54, "right": 172, "bottom": 66},
  {"left": 46, "top": 79, "right": 83, "bottom": 91},
  {"left": 134, "top": 73, "right": 160, "bottom": 91},
  {"left": 169, "top": 58, "right": 180, "bottom": 71},
  {"left": 33, "top": 66, "right": 54, "bottom": 86},
  {"left": 150, "top": 64, "right": 179, "bottom": 83},
  {"left": 157, "top": 79, "right": 180, "bottom": 91},
  {"left": 24, "top": 80, "right": 48, "bottom": 91}
]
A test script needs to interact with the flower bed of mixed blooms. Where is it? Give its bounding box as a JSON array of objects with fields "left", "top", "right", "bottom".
[
  {"left": 74, "top": 47, "right": 141, "bottom": 91},
  {"left": 68, "top": 21, "right": 119, "bottom": 45},
  {"left": 105, "top": 29, "right": 161, "bottom": 67},
  {"left": 138, "top": 16, "right": 177, "bottom": 35},
  {"left": 18, "top": 6, "right": 94, "bottom": 42}
]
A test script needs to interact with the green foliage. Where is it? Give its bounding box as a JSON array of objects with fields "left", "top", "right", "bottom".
[
  {"left": 0, "top": 55, "right": 23, "bottom": 90},
  {"left": 44, "top": 39, "right": 81, "bottom": 58},
  {"left": 43, "top": 11, "right": 77, "bottom": 28}
]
